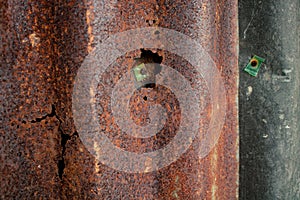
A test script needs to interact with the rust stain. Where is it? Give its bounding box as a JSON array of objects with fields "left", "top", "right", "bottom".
[
  {"left": 210, "top": 148, "right": 219, "bottom": 200},
  {"left": 85, "top": 0, "right": 94, "bottom": 53},
  {"left": 93, "top": 140, "right": 100, "bottom": 171}
]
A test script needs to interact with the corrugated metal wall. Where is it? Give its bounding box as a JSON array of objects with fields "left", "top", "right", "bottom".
[{"left": 1, "top": 0, "right": 238, "bottom": 199}]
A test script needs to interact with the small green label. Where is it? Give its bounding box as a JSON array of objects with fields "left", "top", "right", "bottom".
[
  {"left": 244, "top": 55, "right": 265, "bottom": 77},
  {"left": 132, "top": 63, "right": 149, "bottom": 82}
]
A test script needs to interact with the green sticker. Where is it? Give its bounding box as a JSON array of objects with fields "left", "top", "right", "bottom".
[
  {"left": 244, "top": 55, "right": 265, "bottom": 77},
  {"left": 132, "top": 63, "right": 148, "bottom": 82}
]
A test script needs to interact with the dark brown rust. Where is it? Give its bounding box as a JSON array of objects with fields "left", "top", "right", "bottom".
[
  {"left": 1, "top": 0, "right": 238, "bottom": 199},
  {"left": 62, "top": 0, "right": 239, "bottom": 199},
  {"left": 1, "top": 0, "right": 62, "bottom": 199}
]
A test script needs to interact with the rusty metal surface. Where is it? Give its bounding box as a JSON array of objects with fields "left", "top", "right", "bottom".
[
  {"left": 0, "top": 0, "right": 62, "bottom": 199},
  {"left": 1, "top": 0, "right": 238, "bottom": 199}
]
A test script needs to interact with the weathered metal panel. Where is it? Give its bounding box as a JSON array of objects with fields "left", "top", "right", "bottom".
[
  {"left": 1, "top": 0, "right": 238, "bottom": 199},
  {"left": 0, "top": 0, "right": 62, "bottom": 199},
  {"left": 60, "top": 0, "right": 239, "bottom": 199}
]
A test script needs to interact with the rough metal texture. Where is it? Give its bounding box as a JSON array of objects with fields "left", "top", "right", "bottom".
[
  {"left": 0, "top": 0, "right": 62, "bottom": 199},
  {"left": 1, "top": 0, "right": 238, "bottom": 199},
  {"left": 239, "top": 0, "right": 300, "bottom": 199}
]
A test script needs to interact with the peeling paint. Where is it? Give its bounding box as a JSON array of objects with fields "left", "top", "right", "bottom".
[{"left": 29, "top": 33, "right": 40, "bottom": 47}]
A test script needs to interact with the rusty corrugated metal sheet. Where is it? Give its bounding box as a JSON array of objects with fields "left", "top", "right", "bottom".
[
  {"left": 0, "top": 0, "right": 62, "bottom": 199},
  {"left": 1, "top": 0, "right": 238, "bottom": 199}
]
